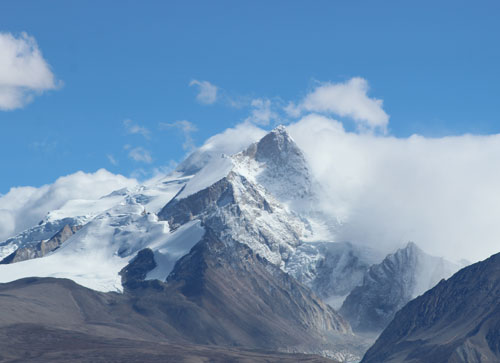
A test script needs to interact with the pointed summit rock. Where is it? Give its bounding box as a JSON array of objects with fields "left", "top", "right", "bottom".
[{"left": 240, "top": 125, "right": 312, "bottom": 203}]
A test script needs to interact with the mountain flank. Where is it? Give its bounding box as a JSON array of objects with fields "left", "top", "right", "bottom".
[{"left": 361, "top": 252, "right": 500, "bottom": 363}]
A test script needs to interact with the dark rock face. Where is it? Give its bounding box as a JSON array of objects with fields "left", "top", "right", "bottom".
[
  {"left": 0, "top": 224, "right": 81, "bottom": 264},
  {"left": 119, "top": 248, "right": 157, "bottom": 290},
  {"left": 361, "top": 252, "right": 500, "bottom": 363}
]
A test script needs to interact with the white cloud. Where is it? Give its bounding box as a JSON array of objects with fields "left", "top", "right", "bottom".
[
  {"left": 286, "top": 78, "right": 389, "bottom": 133},
  {"left": 189, "top": 79, "right": 218, "bottom": 104},
  {"left": 123, "top": 119, "right": 150, "bottom": 139},
  {"left": 0, "top": 32, "right": 59, "bottom": 110},
  {"left": 245, "top": 98, "right": 277, "bottom": 125},
  {"left": 286, "top": 114, "right": 500, "bottom": 263},
  {"left": 128, "top": 147, "right": 152, "bottom": 163},
  {"left": 159, "top": 120, "right": 198, "bottom": 151},
  {"left": 0, "top": 170, "right": 137, "bottom": 241}
]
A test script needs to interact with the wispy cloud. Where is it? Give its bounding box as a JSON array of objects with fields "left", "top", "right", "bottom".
[
  {"left": 159, "top": 120, "right": 198, "bottom": 151},
  {"left": 285, "top": 77, "right": 389, "bottom": 133},
  {"left": 245, "top": 98, "right": 278, "bottom": 126},
  {"left": 123, "top": 119, "right": 150, "bottom": 139},
  {"left": 189, "top": 80, "right": 218, "bottom": 105},
  {"left": 106, "top": 154, "right": 118, "bottom": 166},
  {"left": 31, "top": 138, "right": 57, "bottom": 153},
  {"left": 127, "top": 146, "right": 152, "bottom": 163},
  {"left": 0, "top": 32, "right": 59, "bottom": 111}
]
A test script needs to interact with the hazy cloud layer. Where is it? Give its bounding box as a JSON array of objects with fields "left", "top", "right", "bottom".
[
  {"left": 286, "top": 114, "right": 500, "bottom": 262},
  {"left": 189, "top": 79, "right": 218, "bottom": 104},
  {"left": 0, "top": 170, "right": 137, "bottom": 241},
  {"left": 286, "top": 78, "right": 389, "bottom": 132},
  {"left": 0, "top": 32, "right": 58, "bottom": 110}
]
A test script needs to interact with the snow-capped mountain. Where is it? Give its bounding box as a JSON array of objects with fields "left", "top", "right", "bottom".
[{"left": 0, "top": 125, "right": 464, "bottom": 359}]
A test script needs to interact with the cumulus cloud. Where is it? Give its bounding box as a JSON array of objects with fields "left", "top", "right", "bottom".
[
  {"left": 128, "top": 147, "right": 153, "bottom": 163},
  {"left": 286, "top": 114, "right": 500, "bottom": 263},
  {"left": 286, "top": 78, "right": 389, "bottom": 132},
  {"left": 0, "top": 32, "right": 58, "bottom": 110},
  {"left": 189, "top": 79, "right": 218, "bottom": 104},
  {"left": 0, "top": 170, "right": 137, "bottom": 241},
  {"left": 123, "top": 119, "right": 150, "bottom": 139},
  {"left": 159, "top": 120, "right": 198, "bottom": 151},
  {"left": 245, "top": 98, "right": 277, "bottom": 125}
]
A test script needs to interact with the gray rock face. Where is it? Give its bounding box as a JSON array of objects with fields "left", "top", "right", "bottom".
[
  {"left": 340, "top": 242, "right": 459, "bottom": 333},
  {"left": 361, "top": 251, "right": 500, "bottom": 363},
  {"left": 0, "top": 224, "right": 81, "bottom": 264},
  {"left": 0, "top": 217, "right": 81, "bottom": 260}
]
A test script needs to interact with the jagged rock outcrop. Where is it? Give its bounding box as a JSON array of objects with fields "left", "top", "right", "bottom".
[
  {"left": 119, "top": 248, "right": 158, "bottom": 290},
  {"left": 0, "top": 224, "right": 81, "bottom": 264},
  {"left": 361, "top": 251, "right": 500, "bottom": 363},
  {"left": 340, "top": 242, "right": 459, "bottom": 333},
  {"left": 0, "top": 218, "right": 83, "bottom": 260}
]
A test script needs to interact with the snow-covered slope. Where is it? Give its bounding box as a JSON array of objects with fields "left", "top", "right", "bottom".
[{"left": 0, "top": 174, "right": 193, "bottom": 291}]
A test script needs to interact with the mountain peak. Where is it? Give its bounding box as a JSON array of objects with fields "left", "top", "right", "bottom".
[
  {"left": 404, "top": 241, "right": 419, "bottom": 251},
  {"left": 253, "top": 125, "right": 297, "bottom": 162},
  {"left": 236, "top": 125, "right": 312, "bottom": 204}
]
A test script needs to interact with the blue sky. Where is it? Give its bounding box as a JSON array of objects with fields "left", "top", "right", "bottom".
[{"left": 1, "top": 0, "right": 499, "bottom": 193}]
